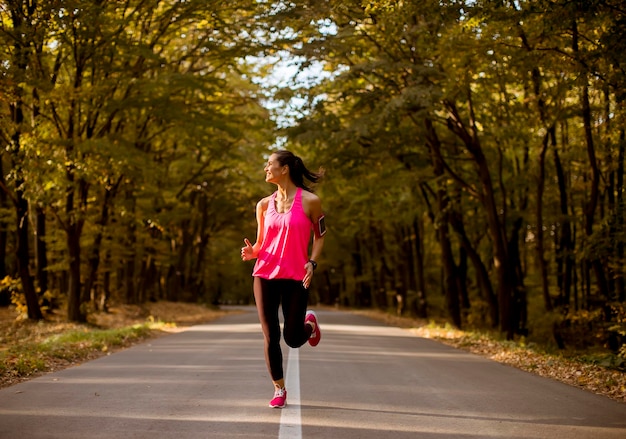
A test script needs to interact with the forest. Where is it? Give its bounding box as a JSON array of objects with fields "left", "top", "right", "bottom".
[{"left": 1, "top": 0, "right": 625, "bottom": 361}]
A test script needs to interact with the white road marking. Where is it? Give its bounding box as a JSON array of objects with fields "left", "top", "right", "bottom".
[{"left": 278, "top": 347, "right": 302, "bottom": 439}]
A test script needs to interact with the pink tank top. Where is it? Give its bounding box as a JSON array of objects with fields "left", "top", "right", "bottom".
[{"left": 253, "top": 188, "right": 312, "bottom": 280}]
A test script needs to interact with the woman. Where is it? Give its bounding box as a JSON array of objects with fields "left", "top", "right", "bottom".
[{"left": 241, "top": 150, "right": 326, "bottom": 409}]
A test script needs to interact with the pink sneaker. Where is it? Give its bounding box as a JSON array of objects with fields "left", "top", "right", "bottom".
[
  {"left": 305, "top": 310, "right": 321, "bottom": 347},
  {"left": 269, "top": 388, "right": 287, "bottom": 408}
]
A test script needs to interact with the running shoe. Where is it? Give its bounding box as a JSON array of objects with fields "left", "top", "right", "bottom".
[
  {"left": 269, "top": 387, "right": 287, "bottom": 408},
  {"left": 305, "top": 310, "right": 321, "bottom": 347}
]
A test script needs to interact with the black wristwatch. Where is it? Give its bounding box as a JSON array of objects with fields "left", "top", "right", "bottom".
[{"left": 308, "top": 260, "right": 318, "bottom": 270}]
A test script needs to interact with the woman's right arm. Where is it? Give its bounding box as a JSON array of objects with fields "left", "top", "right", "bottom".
[
  {"left": 242, "top": 197, "right": 268, "bottom": 261},
  {"left": 253, "top": 198, "right": 268, "bottom": 252}
]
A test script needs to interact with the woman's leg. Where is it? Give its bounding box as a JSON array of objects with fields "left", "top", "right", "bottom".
[
  {"left": 253, "top": 277, "right": 284, "bottom": 382},
  {"left": 281, "top": 280, "right": 313, "bottom": 348}
]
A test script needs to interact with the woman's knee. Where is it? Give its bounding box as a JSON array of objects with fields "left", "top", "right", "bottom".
[{"left": 284, "top": 332, "right": 306, "bottom": 349}]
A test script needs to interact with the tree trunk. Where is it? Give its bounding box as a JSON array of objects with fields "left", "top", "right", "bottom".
[
  {"left": 574, "top": 19, "right": 609, "bottom": 301},
  {"left": 352, "top": 236, "right": 370, "bottom": 307},
  {"left": 399, "top": 225, "right": 413, "bottom": 302},
  {"left": 519, "top": 10, "right": 553, "bottom": 313},
  {"left": 425, "top": 118, "right": 462, "bottom": 328},
  {"left": 553, "top": 125, "right": 574, "bottom": 307},
  {"left": 83, "top": 180, "right": 119, "bottom": 308},
  {"left": 124, "top": 249, "right": 137, "bottom": 304},
  {"left": 371, "top": 224, "right": 391, "bottom": 309},
  {"left": 100, "top": 249, "right": 112, "bottom": 312},
  {"left": 66, "top": 220, "right": 84, "bottom": 322},
  {"left": 64, "top": 112, "right": 88, "bottom": 322},
  {"left": 167, "top": 214, "right": 192, "bottom": 302},
  {"left": 7, "top": 1, "right": 43, "bottom": 320},
  {"left": 617, "top": 128, "right": 625, "bottom": 301},
  {"left": 536, "top": 130, "right": 553, "bottom": 311},
  {"left": 449, "top": 210, "right": 498, "bottom": 327},
  {"left": 508, "top": 217, "right": 528, "bottom": 336},
  {"left": 437, "top": 189, "right": 462, "bottom": 328},
  {"left": 443, "top": 101, "right": 516, "bottom": 337},
  {"left": 412, "top": 216, "right": 428, "bottom": 318},
  {"left": 66, "top": 174, "right": 88, "bottom": 322},
  {"left": 457, "top": 246, "right": 469, "bottom": 310},
  {"left": 35, "top": 206, "right": 49, "bottom": 306},
  {"left": 0, "top": 171, "right": 6, "bottom": 280},
  {"left": 191, "top": 193, "right": 210, "bottom": 302},
  {"left": 0, "top": 161, "right": 9, "bottom": 307}
]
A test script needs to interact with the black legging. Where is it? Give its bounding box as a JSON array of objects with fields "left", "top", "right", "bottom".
[{"left": 253, "top": 277, "right": 313, "bottom": 381}]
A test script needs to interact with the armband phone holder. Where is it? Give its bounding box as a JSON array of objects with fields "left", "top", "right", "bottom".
[{"left": 317, "top": 214, "right": 326, "bottom": 237}]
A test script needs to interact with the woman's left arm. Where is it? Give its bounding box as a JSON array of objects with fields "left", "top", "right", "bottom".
[{"left": 303, "top": 193, "right": 325, "bottom": 288}]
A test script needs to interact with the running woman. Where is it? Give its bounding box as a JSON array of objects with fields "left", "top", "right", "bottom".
[{"left": 241, "top": 150, "right": 326, "bottom": 408}]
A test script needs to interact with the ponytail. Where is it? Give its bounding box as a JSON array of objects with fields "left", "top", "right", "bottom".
[{"left": 273, "top": 150, "right": 324, "bottom": 192}]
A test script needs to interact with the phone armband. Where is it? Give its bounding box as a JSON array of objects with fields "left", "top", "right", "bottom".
[{"left": 315, "top": 214, "right": 326, "bottom": 238}]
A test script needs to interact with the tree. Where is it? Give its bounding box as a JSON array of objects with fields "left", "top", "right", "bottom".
[
  {"left": 0, "top": 0, "right": 275, "bottom": 320},
  {"left": 274, "top": 0, "right": 626, "bottom": 348},
  {"left": 0, "top": 0, "right": 45, "bottom": 320}
]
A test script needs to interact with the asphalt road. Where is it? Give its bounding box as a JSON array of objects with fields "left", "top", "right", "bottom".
[{"left": 0, "top": 307, "right": 624, "bottom": 439}]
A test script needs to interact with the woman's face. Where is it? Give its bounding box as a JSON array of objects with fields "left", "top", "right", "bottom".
[{"left": 264, "top": 154, "right": 287, "bottom": 183}]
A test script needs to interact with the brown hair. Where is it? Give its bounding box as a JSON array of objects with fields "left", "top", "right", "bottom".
[{"left": 272, "top": 150, "right": 324, "bottom": 192}]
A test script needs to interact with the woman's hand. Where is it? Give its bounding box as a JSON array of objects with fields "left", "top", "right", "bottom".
[
  {"left": 303, "top": 261, "right": 315, "bottom": 289},
  {"left": 241, "top": 238, "right": 255, "bottom": 261}
]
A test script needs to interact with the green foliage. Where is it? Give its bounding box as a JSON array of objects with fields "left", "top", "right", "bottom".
[
  {"left": 270, "top": 0, "right": 626, "bottom": 347},
  {"left": 0, "top": 0, "right": 625, "bottom": 358},
  {"left": 0, "top": 0, "right": 276, "bottom": 317}
]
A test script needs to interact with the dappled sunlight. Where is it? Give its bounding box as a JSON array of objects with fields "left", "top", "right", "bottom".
[
  {"left": 37, "top": 367, "right": 259, "bottom": 386},
  {"left": 0, "top": 410, "right": 280, "bottom": 423},
  {"left": 185, "top": 323, "right": 260, "bottom": 333},
  {"left": 321, "top": 323, "right": 407, "bottom": 337},
  {"left": 316, "top": 347, "right": 478, "bottom": 360}
]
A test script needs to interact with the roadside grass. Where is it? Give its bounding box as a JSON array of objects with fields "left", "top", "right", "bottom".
[
  {"left": 0, "top": 322, "right": 163, "bottom": 385},
  {"left": 0, "top": 302, "right": 230, "bottom": 389}
]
